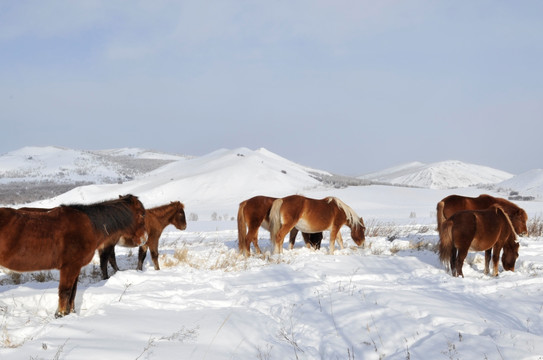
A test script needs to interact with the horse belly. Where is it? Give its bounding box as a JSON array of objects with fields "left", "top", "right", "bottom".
[
  {"left": 468, "top": 237, "right": 489, "bottom": 252},
  {"left": 294, "top": 218, "right": 328, "bottom": 233}
]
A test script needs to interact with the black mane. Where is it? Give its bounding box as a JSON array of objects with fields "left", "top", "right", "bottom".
[{"left": 64, "top": 195, "right": 138, "bottom": 236}]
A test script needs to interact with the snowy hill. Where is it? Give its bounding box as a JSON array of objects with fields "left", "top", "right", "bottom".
[
  {"left": 0, "top": 146, "right": 188, "bottom": 204},
  {"left": 0, "top": 146, "right": 185, "bottom": 184},
  {"left": 359, "top": 160, "right": 514, "bottom": 189},
  {"left": 496, "top": 169, "right": 543, "bottom": 200},
  {"left": 30, "top": 147, "right": 333, "bottom": 217}
]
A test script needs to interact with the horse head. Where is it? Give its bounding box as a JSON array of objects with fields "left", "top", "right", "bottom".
[
  {"left": 502, "top": 238, "right": 520, "bottom": 271},
  {"left": 511, "top": 208, "right": 528, "bottom": 236},
  {"left": 171, "top": 201, "right": 187, "bottom": 230},
  {"left": 121, "top": 194, "right": 148, "bottom": 246},
  {"left": 350, "top": 218, "right": 366, "bottom": 246}
]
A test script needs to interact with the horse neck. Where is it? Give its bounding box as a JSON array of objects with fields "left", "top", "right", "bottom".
[
  {"left": 149, "top": 204, "right": 178, "bottom": 228},
  {"left": 328, "top": 197, "right": 359, "bottom": 228}
]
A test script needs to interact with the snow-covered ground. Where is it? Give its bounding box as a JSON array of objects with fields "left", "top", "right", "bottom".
[{"left": 1, "top": 147, "right": 543, "bottom": 359}]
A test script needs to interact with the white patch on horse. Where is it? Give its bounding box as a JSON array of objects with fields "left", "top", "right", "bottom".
[{"left": 295, "top": 218, "right": 329, "bottom": 233}]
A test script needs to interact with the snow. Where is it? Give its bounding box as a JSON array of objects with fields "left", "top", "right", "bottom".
[
  {"left": 497, "top": 169, "right": 543, "bottom": 200},
  {"left": 1, "top": 147, "right": 543, "bottom": 359},
  {"left": 360, "top": 160, "right": 514, "bottom": 189}
]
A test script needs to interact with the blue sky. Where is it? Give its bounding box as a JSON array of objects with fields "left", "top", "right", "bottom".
[{"left": 1, "top": 1, "right": 542, "bottom": 175}]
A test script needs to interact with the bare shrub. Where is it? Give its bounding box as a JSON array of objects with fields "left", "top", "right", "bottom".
[
  {"left": 31, "top": 271, "right": 54, "bottom": 283},
  {"left": 365, "top": 219, "right": 398, "bottom": 238},
  {"left": 527, "top": 214, "right": 543, "bottom": 237}
]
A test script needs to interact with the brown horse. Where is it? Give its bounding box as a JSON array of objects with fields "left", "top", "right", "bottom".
[
  {"left": 1, "top": 195, "right": 147, "bottom": 317},
  {"left": 437, "top": 194, "right": 528, "bottom": 236},
  {"left": 438, "top": 204, "right": 519, "bottom": 277},
  {"left": 237, "top": 196, "right": 323, "bottom": 257},
  {"left": 103, "top": 201, "right": 187, "bottom": 276},
  {"left": 269, "top": 195, "right": 365, "bottom": 254}
]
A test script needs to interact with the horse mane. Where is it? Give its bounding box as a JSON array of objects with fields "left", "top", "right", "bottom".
[
  {"left": 494, "top": 205, "right": 518, "bottom": 241},
  {"left": 326, "top": 197, "right": 361, "bottom": 227},
  {"left": 64, "top": 195, "right": 138, "bottom": 236},
  {"left": 150, "top": 201, "right": 183, "bottom": 217}
]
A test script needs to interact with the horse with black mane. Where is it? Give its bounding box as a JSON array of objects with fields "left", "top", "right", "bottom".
[
  {"left": 102, "top": 201, "right": 187, "bottom": 276},
  {"left": 237, "top": 195, "right": 323, "bottom": 257},
  {"left": 269, "top": 195, "right": 365, "bottom": 254},
  {"left": 438, "top": 204, "right": 519, "bottom": 277},
  {"left": 0, "top": 195, "right": 147, "bottom": 317}
]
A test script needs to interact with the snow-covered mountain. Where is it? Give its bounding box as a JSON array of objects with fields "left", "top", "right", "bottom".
[
  {"left": 29, "top": 147, "right": 333, "bottom": 214},
  {"left": 496, "top": 169, "right": 543, "bottom": 198},
  {"left": 359, "top": 160, "right": 514, "bottom": 189},
  {"left": 2, "top": 147, "right": 542, "bottom": 209},
  {"left": 0, "top": 146, "right": 186, "bottom": 184}
]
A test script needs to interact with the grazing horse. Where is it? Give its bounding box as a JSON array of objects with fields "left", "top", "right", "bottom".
[
  {"left": 269, "top": 195, "right": 366, "bottom": 254},
  {"left": 0, "top": 195, "right": 147, "bottom": 317},
  {"left": 438, "top": 204, "right": 519, "bottom": 277},
  {"left": 437, "top": 194, "right": 528, "bottom": 236},
  {"left": 103, "top": 201, "right": 187, "bottom": 276},
  {"left": 237, "top": 196, "right": 323, "bottom": 257}
]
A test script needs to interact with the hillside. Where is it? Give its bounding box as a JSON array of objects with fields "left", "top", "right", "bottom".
[
  {"left": 496, "top": 169, "right": 543, "bottom": 199},
  {"left": 359, "top": 160, "right": 514, "bottom": 189},
  {"left": 0, "top": 146, "right": 186, "bottom": 204}
]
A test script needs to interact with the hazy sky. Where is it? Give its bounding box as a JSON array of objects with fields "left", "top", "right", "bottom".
[{"left": 1, "top": 1, "right": 542, "bottom": 176}]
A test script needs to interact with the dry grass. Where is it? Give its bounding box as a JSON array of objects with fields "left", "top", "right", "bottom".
[{"left": 527, "top": 214, "right": 543, "bottom": 237}]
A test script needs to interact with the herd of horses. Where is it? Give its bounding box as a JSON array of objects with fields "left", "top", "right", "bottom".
[{"left": 0, "top": 192, "right": 528, "bottom": 317}]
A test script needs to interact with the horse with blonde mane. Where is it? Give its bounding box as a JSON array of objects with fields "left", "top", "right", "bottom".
[
  {"left": 269, "top": 195, "right": 365, "bottom": 254},
  {"left": 237, "top": 195, "right": 322, "bottom": 257}
]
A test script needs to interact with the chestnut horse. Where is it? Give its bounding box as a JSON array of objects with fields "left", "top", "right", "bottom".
[
  {"left": 437, "top": 194, "right": 528, "bottom": 236},
  {"left": 0, "top": 195, "right": 147, "bottom": 317},
  {"left": 269, "top": 195, "right": 365, "bottom": 254},
  {"left": 237, "top": 196, "right": 323, "bottom": 257},
  {"left": 102, "top": 201, "right": 187, "bottom": 276},
  {"left": 438, "top": 204, "right": 519, "bottom": 277}
]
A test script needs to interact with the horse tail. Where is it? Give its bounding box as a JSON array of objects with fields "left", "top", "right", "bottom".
[
  {"left": 438, "top": 219, "right": 454, "bottom": 270},
  {"left": 269, "top": 198, "right": 283, "bottom": 244},
  {"left": 436, "top": 200, "right": 446, "bottom": 235},
  {"left": 237, "top": 201, "right": 248, "bottom": 254}
]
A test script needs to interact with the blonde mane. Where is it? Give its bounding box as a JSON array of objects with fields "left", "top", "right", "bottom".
[{"left": 326, "top": 197, "right": 362, "bottom": 227}]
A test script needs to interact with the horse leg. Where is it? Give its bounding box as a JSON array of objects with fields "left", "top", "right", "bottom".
[
  {"left": 99, "top": 245, "right": 115, "bottom": 280},
  {"left": 449, "top": 245, "right": 457, "bottom": 276},
  {"left": 137, "top": 244, "right": 148, "bottom": 271},
  {"left": 329, "top": 228, "right": 340, "bottom": 254},
  {"left": 455, "top": 247, "right": 468, "bottom": 278},
  {"left": 491, "top": 246, "right": 501, "bottom": 276},
  {"left": 56, "top": 267, "right": 81, "bottom": 318},
  {"left": 150, "top": 245, "right": 160, "bottom": 271},
  {"left": 484, "top": 249, "right": 492, "bottom": 275},
  {"left": 289, "top": 228, "right": 300, "bottom": 249},
  {"left": 68, "top": 274, "right": 80, "bottom": 314},
  {"left": 246, "top": 228, "right": 261, "bottom": 255},
  {"left": 108, "top": 247, "right": 120, "bottom": 272},
  {"left": 275, "top": 225, "right": 294, "bottom": 254},
  {"left": 337, "top": 232, "right": 345, "bottom": 250}
]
